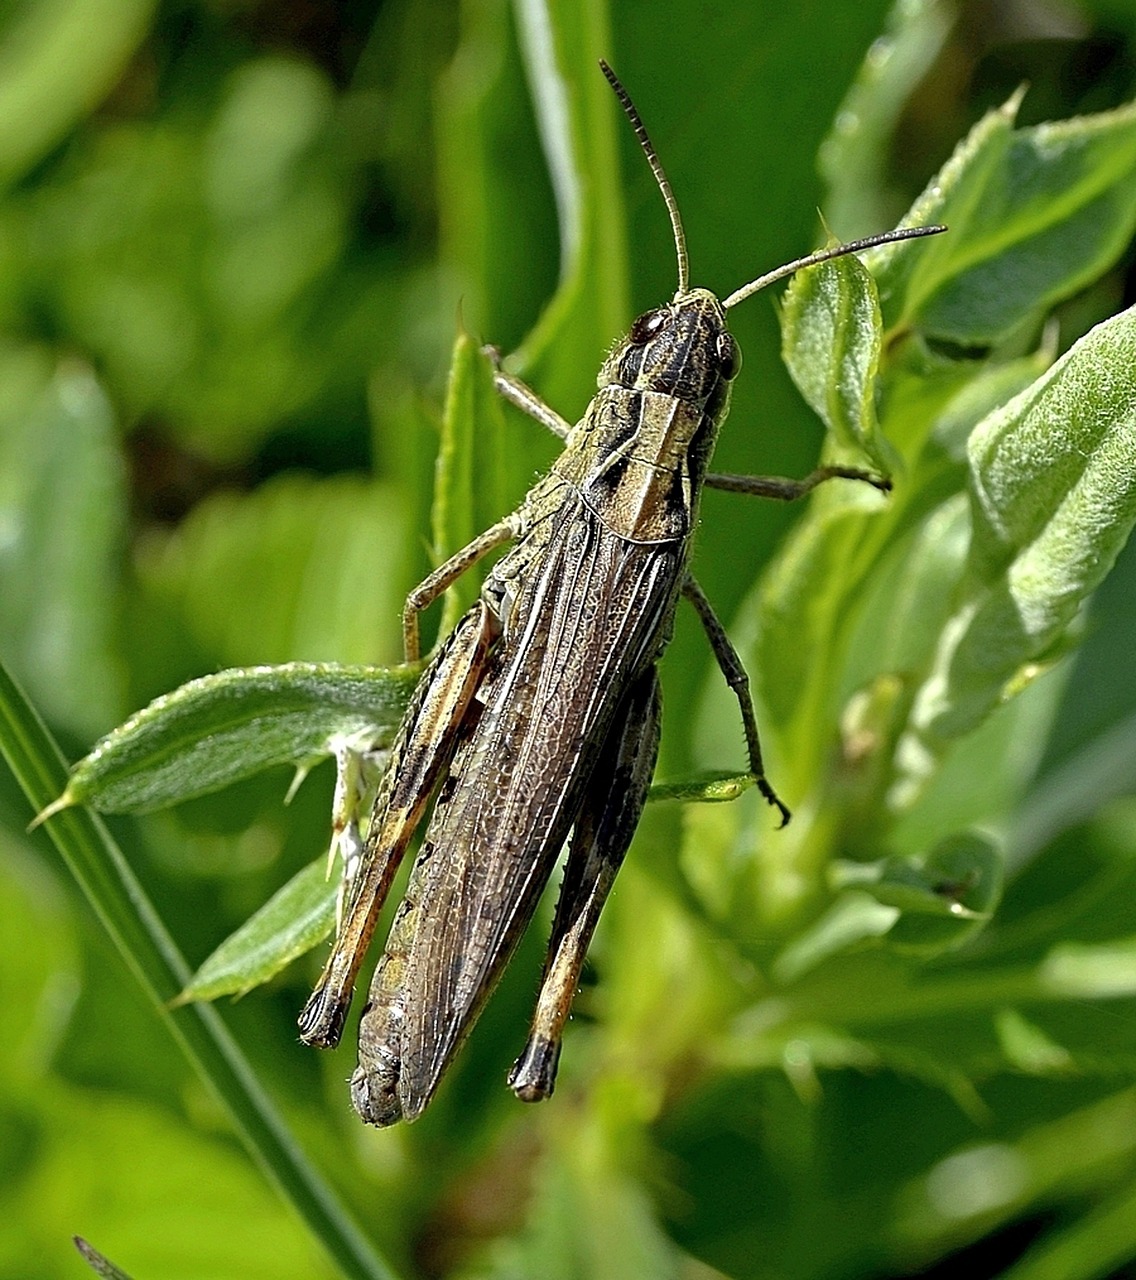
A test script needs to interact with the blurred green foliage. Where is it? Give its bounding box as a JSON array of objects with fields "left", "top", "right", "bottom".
[{"left": 3, "top": 2, "right": 1136, "bottom": 1279}]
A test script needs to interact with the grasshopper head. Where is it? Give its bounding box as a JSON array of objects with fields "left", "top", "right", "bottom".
[
  {"left": 599, "top": 288, "right": 741, "bottom": 403},
  {"left": 598, "top": 59, "right": 945, "bottom": 388}
]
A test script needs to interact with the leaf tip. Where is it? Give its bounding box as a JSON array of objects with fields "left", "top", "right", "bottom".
[
  {"left": 284, "top": 760, "right": 316, "bottom": 805},
  {"left": 28, "top": 789, "right": 75, "bottom": 831},
  {"left": 1001, "top": 82, "right": 1028, "bottom": 121}
]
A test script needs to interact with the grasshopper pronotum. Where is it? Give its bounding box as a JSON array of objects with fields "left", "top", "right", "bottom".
[{"left": 299, "top": 61, "right": 944, "bottom": 1125}]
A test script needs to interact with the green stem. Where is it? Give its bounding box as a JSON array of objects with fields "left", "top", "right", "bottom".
[{"left": 0, "top": 658, "right": 398, "bottom": 1280}]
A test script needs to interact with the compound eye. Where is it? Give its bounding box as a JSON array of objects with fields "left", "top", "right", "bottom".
[
  {"left": 716, "top": 332, "right": 742, "bottom": 380},
  {"left": 629, "top": 308, "right": 669, "bottom": 345}
]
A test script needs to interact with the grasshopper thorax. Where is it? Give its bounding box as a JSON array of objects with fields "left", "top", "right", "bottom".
[{"left": 599, "top": 288, "right": 740, "bottom": 404}]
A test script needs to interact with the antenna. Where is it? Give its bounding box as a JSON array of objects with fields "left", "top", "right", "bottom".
[
  {"left": 600, "top": 59, "right": 690, "bottom": 296},
  {"left": 723, "top": 224, "right": 947, "bottom": 310}
]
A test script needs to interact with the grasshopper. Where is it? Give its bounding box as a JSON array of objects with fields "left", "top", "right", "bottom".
[{"left": 299, "top": 60, "right": 944, "bottom": 1125}]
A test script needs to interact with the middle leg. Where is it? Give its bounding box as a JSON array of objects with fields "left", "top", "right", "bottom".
[{"left": 683, "top": 575, "right": 790, "bottom": 826}]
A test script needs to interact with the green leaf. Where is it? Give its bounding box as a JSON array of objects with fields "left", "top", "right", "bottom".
[
  {"left": 896, "top": 1090, "right": 1136, "bottom": 1268},
  {"left": 748, "top": 480, "right": 894, "bottom": 797},
  {"left": 889, "top": 666, "right": 1064, "bottom": 858},
  {"left": 880, "top": 833, "right": 1003, "bottom": 955},
  {"left": 844, "top": 493, "right": 971, "bottom": 688},
  {"left": 509, "top": 0, "right": 627, "bottom": 402},
  {"left": 56, "top": 662, "right": 418, "bottom": 814},
  {"left": 771, "top": 893, "right": 901, "bottom": 985},
  {"left": 430, "top": 0, "right": 629, "bottom": 635},
  {"left": 478, "top": 1109, "right": 686, "bottom": 1280},
  {"left": 434, "top": 0, "right": 625, "bottom": 510},
  {"left": 0, "top": 0, "right": 154, "bottom": 189},
  {"left": 432, "top": 333, "right": 510, "bottom": 639},
  {"left": 993, "top": 1008, "right": 1075, "bottom": 1075},
  {"left": 745, "top": 314, "right": 1043, "bottom": 822},
  {"left": 873, "top": 95, "right": 1136, "bottom": 344},
  {"left": 999, "top": 1174, "right": 1136, "bottom": 1280},
  {"left": 648, "top": 770, "right": 755, "bottom": 805},
  {"left": 1010, "top": 711, "right": 1136, "bottom": 864},
  {"left": 819, "top": 0, "right": 954, "bottom": 234},
  {"left": 771, "top": 834, "right": 1000, "bottom": 976},
  {"left": 781, "top": 250, "right": 897, "bottom": 473},
  {"left": 137, "top": 473, "right": 408, "bottom": 669},
  {"left": 1040, "top": 938, "right": 1136, "bottom": 1001},
  {"left": 898, "top": 306, "right": 1136, "bottom": 789},
  {"left": 179, "top": 858, "right": 336, "bottom": 1001},
  {"left": 0, "top": 348, "right": 126, "bottom": 739},
  {"left": 13, "top": 51, "right": 404, "bottom": 464}
]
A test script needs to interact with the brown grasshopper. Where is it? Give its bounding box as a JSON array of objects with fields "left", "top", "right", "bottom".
[{"left": 298, "top": 61, "right": 944, "bottom": 1125}]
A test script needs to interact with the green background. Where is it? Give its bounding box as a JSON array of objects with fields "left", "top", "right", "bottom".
[{"left": 3, "top": 1, "right": 1136, "bottom": 1278}]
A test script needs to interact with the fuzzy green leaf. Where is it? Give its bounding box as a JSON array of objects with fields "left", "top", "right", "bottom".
[
  {"left": 781, "top": 251, "right": 896, "bottom": 473},
  {"left": 56, "top": 662, "right": 418, "bottom": 814},
  {"left": 0, "top": 657, "right": 395, "bottom": 1280},
  {"left": 873, "top": 96, "right": 1136, "bottom": 344},
  {"left": 899, "top": 306, "right": 1136, "bottom": 783}
]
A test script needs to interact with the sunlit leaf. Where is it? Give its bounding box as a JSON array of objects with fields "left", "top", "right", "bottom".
[
  {"left": 897, "top": 306, "right": 1136, "bottom": 797},
  {"left": 55, "top": 662, "right": 417, "bottom": 814},
  {"left": 781, "top": 250, "right": 897, "bottom": 473},
  {"left": 873, "top": 96, "right": 1136, "bottom": 343}
]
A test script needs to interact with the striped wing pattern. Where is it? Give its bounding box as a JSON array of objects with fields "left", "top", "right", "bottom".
[{"left": 395, "top": 498, "right": 680, "bottom": 1115}]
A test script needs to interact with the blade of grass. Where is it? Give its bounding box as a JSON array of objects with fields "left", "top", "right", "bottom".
[{"left": 0, "top": 657, "right": 398, "bottom": 1280}]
